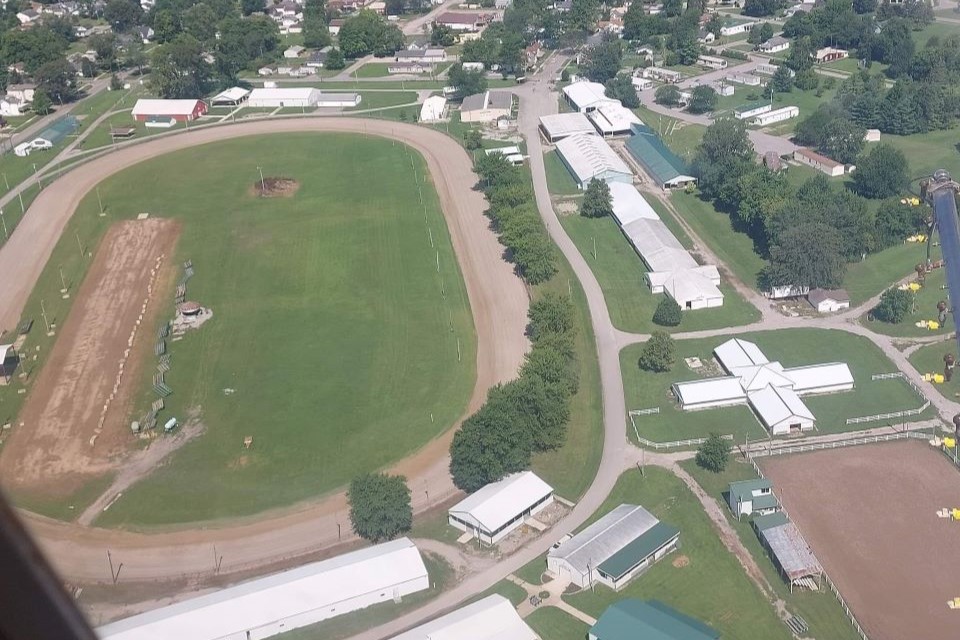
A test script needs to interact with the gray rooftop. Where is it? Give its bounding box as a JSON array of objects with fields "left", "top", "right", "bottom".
[{"left": 548, "top": 504, "right": 660, "bottom": 576}]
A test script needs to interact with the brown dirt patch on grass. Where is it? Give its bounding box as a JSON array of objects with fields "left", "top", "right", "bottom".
[{"left": 249, "top": 177, "right": 300, "bottom": 198}]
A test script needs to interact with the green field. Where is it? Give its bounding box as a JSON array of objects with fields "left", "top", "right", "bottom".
[
  {"left": 621, "top": 328, "right": 928, "bottom": 444},
  {"left": 563, "top": 467, "right": 793, "bottom": 640},
  {"left": 682, "top": 460, "right": 863, "bottom": 640},
  {"left": 882, "top": 127, "right": 960, "bottom": 186},
  {"left": 908, "top": 340, "right": 960, "bottom": 390},
  {"left": 634, "top": 106, "right": 706, "bottom": 164},
  {"left": 281, "top": 551, "right": 454, "bottom": 640},
  {"left": 670, "top": 191, "right": 766, "bottom": 289},
  {"left": 526, "top": 607, "right": 590, "bottom": 640},
  {"left": 350, "top": 91, "right": 419, "bottom": 111},
  {"left": 859, "top": 247, "right": 952, "bottom": 337},
  {"left": 28, "top": 132, "right": 477, "bottom": 526},
  {"left": 544, "top": 150, "right": 582, "bottom": 196},
  {"left": 559, "top": 213, "right": 760, "bottom": 333}
]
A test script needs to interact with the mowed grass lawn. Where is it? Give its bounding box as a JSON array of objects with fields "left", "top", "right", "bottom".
[
  {"left": 544, "top": 149, "right": 582, "bottom": 197},
  {"left": 559, "top": 213, "right": 760, "bottom": 333},
  {"left": 908, "top": 341, "right": 960, "bottom": 394},
  {"left": 860, "top": 246, "right": 952, "bottom": 337},
  {"left": 683, "top": 460, "right": 863, "bottom": 640},
  {"left": 526, "top": 608, "right": 590, "bottom": 640},
  {"left": 621, "top": 328, "right": 927, "bottom": 444},
  {"left": 90, "top": 133, "right": 475, "bottom": 526},
  {"left": 564, "top": 468, "right": 793, "bottom": 640}
]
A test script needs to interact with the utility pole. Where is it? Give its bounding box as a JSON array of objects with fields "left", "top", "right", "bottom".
[
  {"left": 0, "top": 209, "right": 6, "bottom": 240},
  {"left": 96, "top": 186, "right": 104, "bottom": 216},
  {"left": 257, "top": 166, "right": 265, "bottom": 193}
]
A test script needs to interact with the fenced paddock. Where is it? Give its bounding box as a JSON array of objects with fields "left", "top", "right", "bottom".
[
  {"left": 760, "top": 440, "right": 960, "bottom": 640},
  {"left": 844, "top": 373, "right": 930, "bottom": 425}
]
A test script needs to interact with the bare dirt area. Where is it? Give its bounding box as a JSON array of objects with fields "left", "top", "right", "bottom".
[
  {"left": 0, "top": 218, "right": 179, "bottom": 497},
  {"left": 248, "top": 177, "right": 300, "bottom": 198},
  {"left": 761, "top": 440, "right": 960, "bottom": 640}
]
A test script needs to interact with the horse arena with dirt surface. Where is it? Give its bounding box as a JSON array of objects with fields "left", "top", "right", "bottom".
[{"left": 761, "top": 440, "right": 960, "bottom": 640}]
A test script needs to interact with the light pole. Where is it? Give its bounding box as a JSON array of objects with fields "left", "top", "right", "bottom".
[
  {"left": 257, "top": 166, "right": 265, "bottom": 193},
  {"left": 96, "top": 186, "right": 104, "bottom": 216},
  {"left": 32, "top": 163, "right": 39, "bottom": 190},
  {"left": 0, "top": 208, "right": 6, "bottom": 240},
  {"left": 59, "top": 264, "right": 69, "bottom": 298}
]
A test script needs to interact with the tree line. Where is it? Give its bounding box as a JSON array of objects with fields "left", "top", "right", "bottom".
[
  {"left": 473, "top": 153, "right": 558, "bottom": 285},
  {"left": 450, "top": 292, "right": 579, "bottom": 492},
  {"left": 692, "top": 118, "right": 925, "bottom": 291}
]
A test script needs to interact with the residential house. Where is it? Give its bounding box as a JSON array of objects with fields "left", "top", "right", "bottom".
[
  {"left": 727, "top": 479, "right": 779, "bottom": 519},
  {"left": 814, "top": 46, "right": 848, "bottom": 63},
  {"left": 807, "top": 288, "right": 850, "bottom": 313},
  {"left": 758, "top": 36, "right": 790, "bottom": 53}
]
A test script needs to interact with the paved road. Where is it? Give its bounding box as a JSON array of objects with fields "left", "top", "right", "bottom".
[
  {"left": 2, "top": 118, "right": 530, "bottom": 587},
  {"left": 636, "top": 58, "right": 798, "bottom": 157}
]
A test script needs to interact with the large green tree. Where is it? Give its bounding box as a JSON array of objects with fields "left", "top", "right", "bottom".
[
  {"left": 583, "top": 35, "right": 623, "bottom": 83},
  {"left": 150, "top": 34, "right": 212, "bottom": 98},
  {"left": 448, "top": 63, "right": 487, "bottom": 97},
  {"left": 872, "top": 287, "right": 913, "bottom": 323},
  {"left": 104, "top": 0, "right": 143, "bottom": 32},
  {"left": 338, "top": 10, "right": 403, "bottom": 58},
  {"left": 638, "top": 330, "right": 675, "bottom": 373},
  {"left": 654, "top": 84, "right": 681, "bottom": 107},
  {"left": 686, "top": 85, "right": 717, "bottom": 114},
  {"left": 852, "top": 144, "right": 909, "bottom": 199},
  {"left": 347, "top": 473, "right": 412, "bottom": 542},
  {"left": 34, "top": 58, "right": 79, "bottom": 103},
  {"left": 695, "top": 433, "right": 730, "bottom": 472},
  {"left": 580, "top": 178, "right": 613, "bottom": 218},
  {"left": 766, "top": 221, "right": 846, "bottom": 288},
  {"left": 692, "top": 118, "right": 755, "bottom": 211}
]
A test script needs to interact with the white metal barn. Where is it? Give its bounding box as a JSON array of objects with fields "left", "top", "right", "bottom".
[
  {"left": 210, "top": 87, "right": 250, "bottom": 106},
  {"left": 96, "top": 538, "right": 429, "bottom": 640},
  {"left": 390, "top": 594, "right": 539, "bottom": 640},
  {"left": 555, "top": 134, "right": 632, "bottom": 189},
  {"left": 562, "top": 81, "right": 619, "bottom": 112},
  {"left": 588, "top": 104, "right": 642, "bottom": 137},
  {"left": 539, "top": 112, "right": 597, "bottom": 142},
  {"left": 448, "top": 471, "right": 554, "bottom": 545},
  {"left": 750, "top": 106, "right": 799, "bottom": 126},
  {"left": 247, "top": 87, "right": 320, "bottom": 108},
  {"left": 608, "top": 183, "right": 724, "bottom": 310},
  {"left": 672, "top": 338, "right": 855, "bottom": 435},
  {"left": 547, "top": 504, "right": 679, "bottom": 591},
  {"left": 316, "top": 92, "right": 361, "bottom": 108},
  {"left": 419, "top": 95, "right": 448, "bottom": 122}
]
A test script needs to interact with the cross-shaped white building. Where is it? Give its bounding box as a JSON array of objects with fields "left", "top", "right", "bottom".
[{"left": 672, "top": 338, "right": 855, "bottom": 435}]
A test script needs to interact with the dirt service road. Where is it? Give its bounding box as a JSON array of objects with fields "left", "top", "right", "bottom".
[{"left": 0, "top": 118, "right": 529, "bottom": 584}]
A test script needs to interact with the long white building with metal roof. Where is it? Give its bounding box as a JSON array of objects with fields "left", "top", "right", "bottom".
[
  {"left": 588, "top": 103, "right": 642, "bottom": 137},
  {"left": 390, "top": 595, "right": 539, "bottom": 640},
  {"left": 547, "top": 504, "right": 679, "bottom": 591},
  {"left": 96, "top": 538, "right": 429, "bottom": 640},
  {"left": 608, "top": 183, "right": 724, "bottom": 310},
  {"left": 555, "top": 134, "right": 632, "bottom": 190},
  {"left": 539, "top": 112, "right": 596, "bottom": 142},
  {"left": 448, "top": 471, "right": 553, "bottom": 545},
  {"left": 672, "top": 338, "right": 854, "bottom": 435},
  {"left": 562, "top": 80, "right": 619, "bottom": 112}
]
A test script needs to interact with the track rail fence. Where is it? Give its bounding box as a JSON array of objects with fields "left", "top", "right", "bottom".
[{"left": 845, "top": 373, "right": 931, "bottom": 425}]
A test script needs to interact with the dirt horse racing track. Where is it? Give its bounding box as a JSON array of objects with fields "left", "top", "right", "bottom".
[
  {"left": 761, "top": 440, "right": 960, "bottom": 640},
  {"left": 0, "top": 118, "right": 529, "bottom": 584}
]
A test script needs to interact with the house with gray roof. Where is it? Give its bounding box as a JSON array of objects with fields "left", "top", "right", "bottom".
[
  {"left": 460, "top": 91, "right": 513, "bottom": 123},
  {"left": 727, "top": 479, "right": 779, "bottom": 519}
]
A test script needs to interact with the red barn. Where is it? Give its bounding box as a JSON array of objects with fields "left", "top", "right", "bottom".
[{"left": 131, "top": 99, "right": 208, "bottom": 123}]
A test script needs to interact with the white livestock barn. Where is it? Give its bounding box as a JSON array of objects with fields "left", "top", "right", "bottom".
[{"left": 96, "top": 538, "right": 429, "bottom": 640}]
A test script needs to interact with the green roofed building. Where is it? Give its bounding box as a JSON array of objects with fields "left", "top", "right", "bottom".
[
  {"left": 726, "top": 478, "right": 780, "bottom": 520},
  {"left": 590, "top": 599, "right": 720, "bottom": 640},
  {"left": 624, "top": 124, "right": 697, "bottom": 189},
  {"left": 547, "top": 504, "right": 680, "bottom": 591}
]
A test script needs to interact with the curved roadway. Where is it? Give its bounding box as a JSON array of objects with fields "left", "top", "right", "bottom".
[{"left": 0, "top": 118, "right": 531, "bottom": 583}]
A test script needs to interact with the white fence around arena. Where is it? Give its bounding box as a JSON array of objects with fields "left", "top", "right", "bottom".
[
  {"left": 845, "top": 373, "right": 931, "bottom": 425},
  {"left": 748, "top": 430, "right": 939, "bottom": 640},
  {"left": 628, "top": 409, "right": 734, "bottom": 449}
]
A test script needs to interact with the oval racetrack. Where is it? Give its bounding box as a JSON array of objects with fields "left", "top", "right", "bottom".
[{"left": 0, "top": 118, "right": 530, "bottom": 583}]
